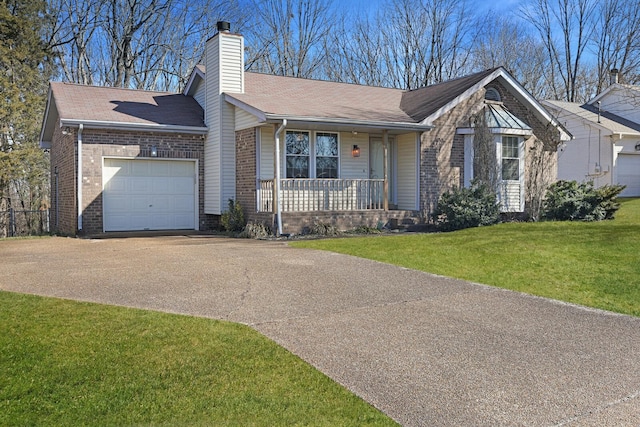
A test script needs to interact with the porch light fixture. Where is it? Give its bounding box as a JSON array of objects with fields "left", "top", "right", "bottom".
[
  {"left": 352, "top": 144, "right": 361, "bottom": 157},
  {"left": 635, "top": 142, "right": 640, "bottom": 151},
  {"left": 150, "top": 145, "right": 158, "bottom": 157},
  {"left": 61, "top": 126, "right": 71, "bottom": 135}
]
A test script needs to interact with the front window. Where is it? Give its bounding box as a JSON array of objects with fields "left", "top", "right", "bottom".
[
  {"left": 285, "top": 130, "right": 339, "bottom": 178},
  {"left": 501, "top": 136, "right": 520, "bottom": 180},
  {"left": 286, "top": 131, "right": 310, "bottom": 178},
  {"left": 315, "top": 132, "right": 338, "bottom": 178}
]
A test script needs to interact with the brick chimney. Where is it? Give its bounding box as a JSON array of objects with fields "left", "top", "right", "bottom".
[{"left": 204, "top": 22, "right": 244, "bottom": 214}]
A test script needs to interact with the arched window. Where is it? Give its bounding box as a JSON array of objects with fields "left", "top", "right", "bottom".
[{"left": 485, "top": 87, "right": 501, "bottom": 102}]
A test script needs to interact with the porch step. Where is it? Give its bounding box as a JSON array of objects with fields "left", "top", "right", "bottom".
[{"left": 388, "top": 215, "right": 428, "bottom": 232}]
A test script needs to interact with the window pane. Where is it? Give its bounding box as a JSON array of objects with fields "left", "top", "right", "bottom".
[
  {"left": 316, "top": 157, "right": 338, "bottom": 179},
  {"left": 286, "top": 132, "right": 309, "bottom": 155},
  {"left": 502, "top": 137, "right": 519, "bottom": 158},
  {"left": 286, "top": 156, "right": 309, "bottom": 178},
  {"left": 316, "top": 133, "right": 338, "bottom": 156},
  {"left": 502, "top": 158, "right": 519, "bottom": 180}
]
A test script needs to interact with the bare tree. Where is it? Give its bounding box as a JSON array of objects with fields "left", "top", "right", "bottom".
[
  {"left": 245, "top": 0, "right": 335, "bottom": 78},
  {"left": 520, "top": 0, "right": 597, "bottom": 102},
  {"left": 592, "top": 0, "right": 640, "bottom": 92},
  {"left": 48, "top": 0, "right": 246, "bottom": 91},
  {"left": 472, "top": 16, "right": 551, "bottom": 99}
]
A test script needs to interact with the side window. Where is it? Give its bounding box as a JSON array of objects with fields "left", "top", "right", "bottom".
[
  {"left": 286, "top": 131, "right": 310, "bottom": 178},
  {"left": 315, "top": 132, "right": 338, "bottom": 178},
  {"left": 501, "top": 136, "right": 520, "bottom": 181}
]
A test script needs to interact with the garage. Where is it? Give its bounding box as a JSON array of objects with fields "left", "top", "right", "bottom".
[
  {"left": 617, "top": 154, "right": 640, "bottom": 197},
  {"left": 103, "top": 158, "right": 197, "bottom": 232}
]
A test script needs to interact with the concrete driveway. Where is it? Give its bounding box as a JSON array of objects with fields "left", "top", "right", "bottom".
[{"left": 1, "top": 235, "right": 639, "bottom": 426}]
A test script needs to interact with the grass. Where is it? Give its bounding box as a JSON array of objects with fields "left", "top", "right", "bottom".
[
  {"left": 291, "top": 198, "right": 640, "bottom": 317},
  {"left": 0, "top": 292, "right": 398, "bottom": 426}
]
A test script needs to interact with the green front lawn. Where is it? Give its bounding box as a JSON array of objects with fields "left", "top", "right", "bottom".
[
  {"left": 0, "top": 292, "right": 397, "bottom": 426},
  {"left": 292, "top": 198, "right": 640, "bottom": 317}
]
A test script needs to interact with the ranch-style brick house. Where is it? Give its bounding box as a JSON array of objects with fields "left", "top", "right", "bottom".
[{"left": 40, "top": 22, "right": 570, "bottom": 236}]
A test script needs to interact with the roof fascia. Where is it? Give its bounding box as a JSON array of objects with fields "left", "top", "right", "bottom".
[
  {"left": 541, "top": 100, "right": 627, "bottom": 137},
  {"left": 39, "top": 85, "right": 56, "bottom": 148},
  {"left": 421, "top": 68, "right": 505, "bottom": 126},
  {"left": 59, "top": 118, "right": 208, "bottom": 135},
  {"left": 264, "top": 114, "right": 433, "bottom": 132},
  {"left": 224, "top": 94, "right": 267, "bottom": 122},
  {"left": 456, "top": 127, "right": 533, "bottom": 136},
  {"left": 183, "top": 66, "right": 205, "bottom": 96}
]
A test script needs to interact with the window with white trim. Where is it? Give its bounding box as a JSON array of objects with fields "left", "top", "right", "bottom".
[
  {"left": 285, "top": 130, "right": 339, "bottom": 178},
  {"left": 286, "top": 131, "right": 310, "bottom": 178},
  {"left": 315, "top": 132, "right": 338, "bottom": 178},
  {"left": 501, "top": 136, "right": 520, "bottom": 180}
]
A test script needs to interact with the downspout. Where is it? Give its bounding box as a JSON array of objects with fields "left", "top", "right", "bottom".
[
  {"left": 77, "top": 124, "right": 83, "bottom": 232},
  {"left": 274, "top": 119, "right": 287, "bottom": 236}
]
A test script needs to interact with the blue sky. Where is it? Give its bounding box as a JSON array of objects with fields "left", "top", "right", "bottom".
[{"left": 340, "top": 0, "right": 525, "bottom": 16}]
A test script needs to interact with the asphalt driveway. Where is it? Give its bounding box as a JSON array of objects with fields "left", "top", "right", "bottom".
[{"left": 1, "top": 235, "right": 639, "bottom": 426}]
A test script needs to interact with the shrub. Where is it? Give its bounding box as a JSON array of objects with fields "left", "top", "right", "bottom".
[
  {"left": 432, "top": 182, "right": 500, "bottom": 231},
  {"left": 238, "top": 222, "right": 271, "bottom": 239},
  {"left": 541, "top": 180, "right": 625, "bottom": 221},
  {"left": 309, "top": 221, "right": 341, "bottom": 236},
  {"left": 220, "top": 199, "right": 246, "bottom": 232}
]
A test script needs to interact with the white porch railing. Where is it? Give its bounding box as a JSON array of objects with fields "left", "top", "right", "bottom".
[{"left": 258, "top": 179, "right": 385, "bottom": 212}]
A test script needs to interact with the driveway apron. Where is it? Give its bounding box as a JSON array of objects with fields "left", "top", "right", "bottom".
[{"left": 1, "top": 236, "right": 640, "bottom": 426}]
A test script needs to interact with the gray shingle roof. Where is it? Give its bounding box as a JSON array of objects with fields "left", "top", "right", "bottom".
[
  {"left": 544, "top": 100, "right": 640, "bottom": 136},
  {"left": 229, "top": 72, "right": 415, "bottom": 123},
  {"left": 49, "top": 82, "right": 205, "bottom": 128},
  {"left": 400, "top": 68, "right": 500, "bottom": 122}
]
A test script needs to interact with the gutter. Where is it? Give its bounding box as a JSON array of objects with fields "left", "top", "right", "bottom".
[
  {"left": 264, "top": 114, "right": 434, "bottom": 132},
  {"left": 77, "top": 124, "right": 83, "bottom": 232},
  {"left": 274, "top": 119, "right": 287, "bottom": 236},
  {"left": 60, "top": 119, "right": 208, "bottom": 135}
]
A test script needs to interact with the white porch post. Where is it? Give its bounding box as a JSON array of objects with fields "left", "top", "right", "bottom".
[{"left": 383, "top": 129, "right": 389, "bottom": 211}]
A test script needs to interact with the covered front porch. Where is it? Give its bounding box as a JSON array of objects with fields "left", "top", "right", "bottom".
[{"left": 253, "top": 124, "right": 424, "bottom": 232}]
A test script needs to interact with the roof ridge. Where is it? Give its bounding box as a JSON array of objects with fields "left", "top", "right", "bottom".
[{"left": 50, "top": 81, "right": 177, "bottom": 95}]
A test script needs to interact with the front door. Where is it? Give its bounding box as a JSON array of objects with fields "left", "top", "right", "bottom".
[{"left": 369, "top": 137, "right": 393, "bottom": 206}]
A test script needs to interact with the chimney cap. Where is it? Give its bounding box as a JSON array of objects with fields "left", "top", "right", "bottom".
[
  {"left": 610, "top": 68, "right": 620, "bottom": 85},
  {"left": 216, "top": 21, "right": 230, "bottom": 32}
]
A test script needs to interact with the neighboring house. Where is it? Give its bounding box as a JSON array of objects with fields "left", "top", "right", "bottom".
[
  {"left": 543, "top": 71, "right": 640, "bottom": 197},
  {"left": 40, "top": 22, "right": 569, "bottom": 236}
]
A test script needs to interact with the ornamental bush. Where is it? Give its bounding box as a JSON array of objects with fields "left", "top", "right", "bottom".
[
  {"left": 221, "top": 199, "right": 246, "bottom": 232},
  {"left": 541, "top": 180, "right": 625, "bottom": 221},
  {"left": 432, "top": 182, "right": 500, "bottom": 231}
]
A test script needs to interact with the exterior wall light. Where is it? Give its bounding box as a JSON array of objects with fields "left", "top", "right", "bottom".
[
  {"left": 635, "top": 142, "right": 640, "bottom": 151},
  {"left": 61, "top": 127, "right": 71, "bottom": 135},
  {"left": 150, "top": 145, "right": 158, "bottom": 157},
  {"left": 352, "top": 144, "right": 361, "bottom": 157}
]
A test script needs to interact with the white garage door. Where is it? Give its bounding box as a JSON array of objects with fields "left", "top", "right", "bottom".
[
  {"left": 617, "top": 154, "right": 640, "bottom": 197},
  {"left": 103, "top": 158, "right": 196, "bottom": 232}
]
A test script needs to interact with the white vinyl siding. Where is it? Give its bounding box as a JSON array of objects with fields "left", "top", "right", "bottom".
[
  {"left": 235, "top": 107, "right": 261, "bottom": 131},
  {"left": 204, "top": 31, "right": 244, "bottom": 214},
  {"left": 339, "top": 132, "right": 369, "bottom": 179},
  {"left": 396, "top": 133, "right": 418, "bottom": 210},
  {"left": 103, "top": 158, "right": 196, "bottom": 231},
  {"left": 193, "top": 81, "right": 205, "bottom": 109},
  {"left": 259, "top": 127, "right": 275, "bottom": 180}
]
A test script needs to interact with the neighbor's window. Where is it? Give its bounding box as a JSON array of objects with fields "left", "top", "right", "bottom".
[
  {"left": 286, "top": 131, "right": 310, "bottom": 178},
  {"left": 501, "top": 136, "right": 520, "bottom": 181},
  {"left": 315, "top": 132, "right": 338, "bottom": 178}
]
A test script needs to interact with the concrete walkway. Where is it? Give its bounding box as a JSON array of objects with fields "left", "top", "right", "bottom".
[{"left": 1, "top": 236, "right": 639, "bottom": 426}]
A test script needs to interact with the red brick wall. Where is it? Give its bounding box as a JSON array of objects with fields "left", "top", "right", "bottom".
[
  {"left": 49, "top": 125, "right": 77, "bottom": 235},
  {"left": 50, "top": 127, "right": 215, "bottom": 236},
  {"left": 419, "top": 90, "right": 485, "bottom": 215},
  {"left": 236, "top": 128, "right": 275, "bottom": 230}
]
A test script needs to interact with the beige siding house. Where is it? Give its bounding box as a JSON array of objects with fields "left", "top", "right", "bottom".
[{"left": 40, "top": 22, "right": 569, "bottom": 236}]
